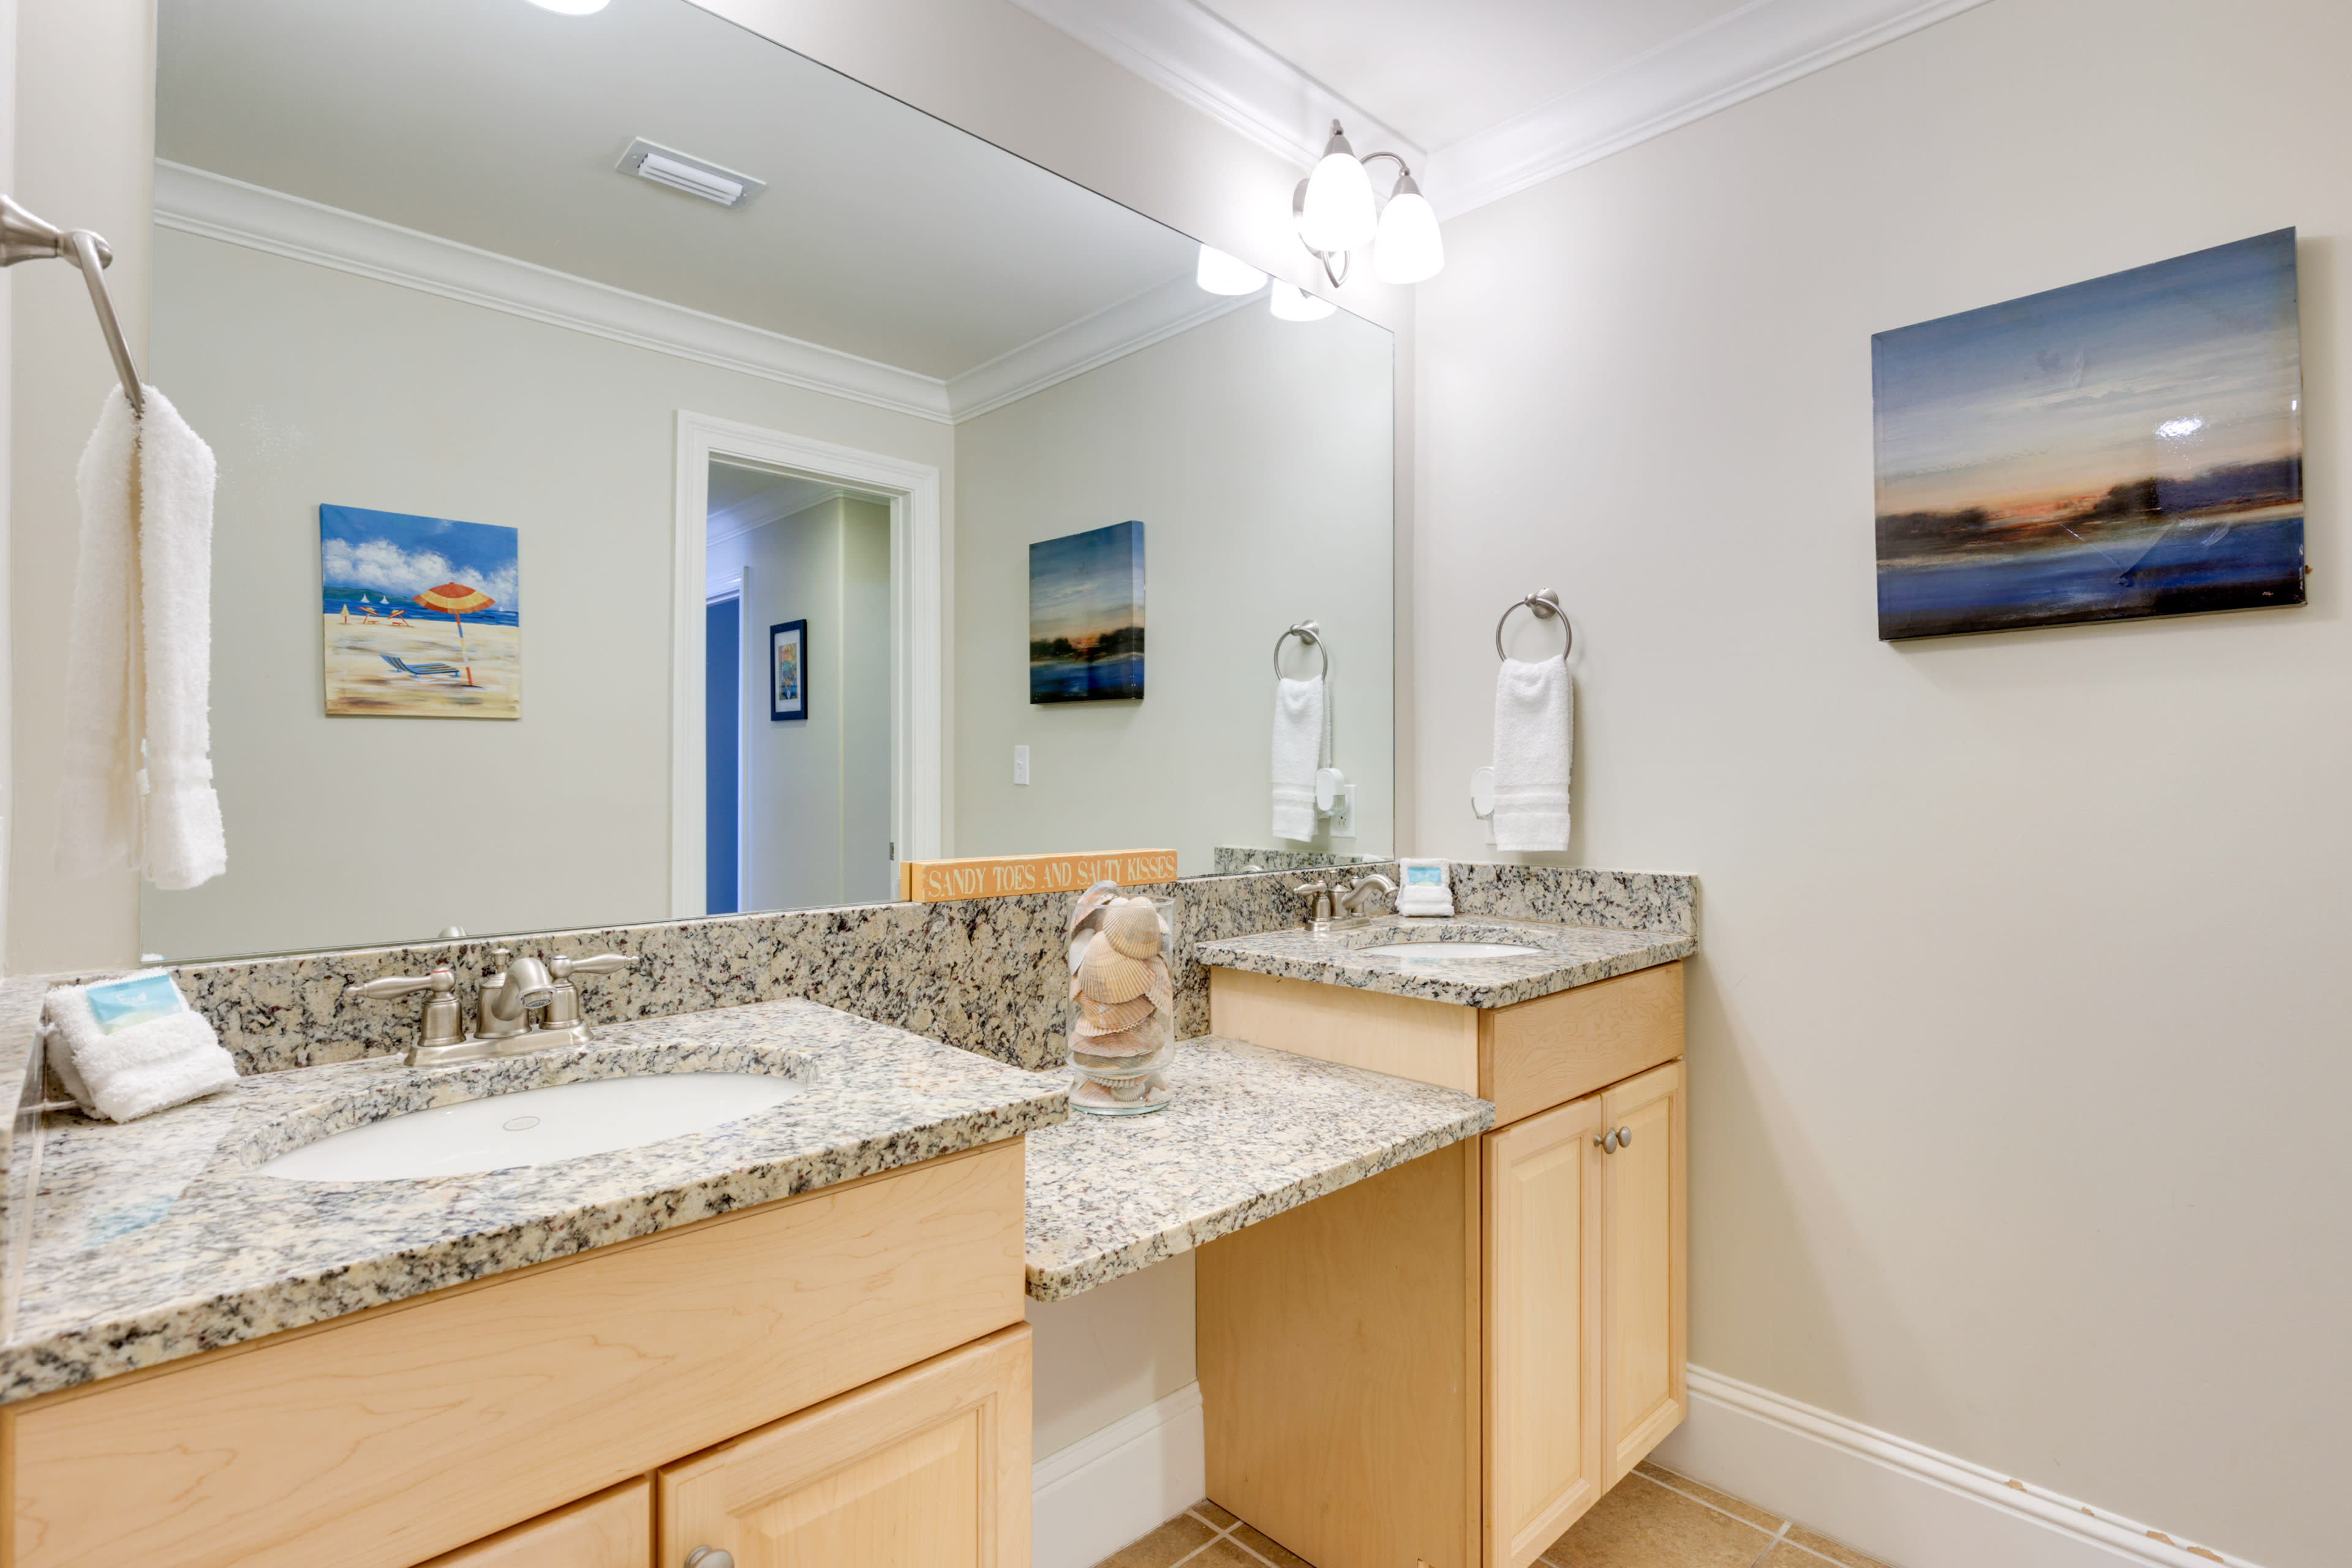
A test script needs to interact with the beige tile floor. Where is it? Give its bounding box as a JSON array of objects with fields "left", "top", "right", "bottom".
[{"left": 1088, "top": 1464, "right": 1895, "bottom": 1568}]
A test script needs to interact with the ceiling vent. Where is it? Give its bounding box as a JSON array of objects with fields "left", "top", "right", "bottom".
[{"left": 616, "top": 138, "right": 766, "bottom": 207}]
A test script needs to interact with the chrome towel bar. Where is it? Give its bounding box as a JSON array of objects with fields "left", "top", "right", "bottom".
[{"left": 1, "top": 194, "right": 144, "bottom": 415}]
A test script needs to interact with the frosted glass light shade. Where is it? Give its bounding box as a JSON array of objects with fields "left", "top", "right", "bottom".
[
  {"left": 1196, "top": 244, "right": 1268, "bottom": 295},
  {"left": 1373, "top": 179, "right": 1444, "bottom": 284},
  {"left": 526, "top": 0, "right": 611, "bottom": 10},
  {"left": 1298, "top": 133, "right": 1377, "bottom": 252},
  {"left": 1270, "top": 282, "right": 1336, "bottom": 322}
]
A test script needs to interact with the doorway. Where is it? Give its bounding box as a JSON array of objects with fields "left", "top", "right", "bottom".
[{"left": 673, "top": 413, "right": 943, "bottom": 919}]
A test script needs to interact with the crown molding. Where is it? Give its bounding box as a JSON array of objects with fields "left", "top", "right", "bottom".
[
  {"left": 1005, "top": 0, "right": 1986, "bottom": 222},
  {"left": 152, "top": 160, "right": 955, "bottom": 424},
  {"left": 1425, "top": 0, "right": 1993, "bottom": 218},
  {"left": 946, "top": 271, "right": 1254, "bottom": 421},
  {"left": 153, "top": 160, "right": 1255, "bottom": 428},
  {"left": 1001, "top": 0, "right": 1420, "bottom": 173}
]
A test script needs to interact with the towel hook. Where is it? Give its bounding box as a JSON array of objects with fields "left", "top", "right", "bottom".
[
  {"left": 1272, "top": 620, "right": 1330, "bottom": 679},
  {"left": 1495, "top": 590, "right": 1570, "bottom": 660},
  {"left": 0, "top": 195, "right": 143, "bottom": 415}
]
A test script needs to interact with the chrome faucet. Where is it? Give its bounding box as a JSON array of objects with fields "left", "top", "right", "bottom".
[
  {"left": 1291, "top": 879, "right": 1338, "bottom": 927},
  {"left": 343, "top": 949, "right": 640, "bottom": 1066}
]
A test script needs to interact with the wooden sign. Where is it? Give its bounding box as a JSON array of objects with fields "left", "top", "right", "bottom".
[{"left": 899, "top": 848, "right": 1179, "bottom": 903}]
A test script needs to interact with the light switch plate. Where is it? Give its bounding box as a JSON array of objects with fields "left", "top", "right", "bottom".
[{"left": 1014, "top": 745, "right": 1030, "bottom": 785}]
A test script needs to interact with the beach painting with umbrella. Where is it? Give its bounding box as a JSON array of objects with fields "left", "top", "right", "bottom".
[{"left": 320, "top": 504, "right": 520, "bottom": 717}]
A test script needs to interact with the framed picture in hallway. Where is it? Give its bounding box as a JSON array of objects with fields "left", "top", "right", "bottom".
[
  {"left": 771, "top": 619, "right": 807, "bottom": 721},
  {"left": 1872, "top": 228, "right": 2304, "bottom": 639}
]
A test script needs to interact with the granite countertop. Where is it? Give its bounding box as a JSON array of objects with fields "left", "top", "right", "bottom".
[
  {"left": 0, "top": 998, "right": 1065, "bottom": 1404},
  {"left": 1193, "top": 914, "right": 1694, "bottom": 1009},
  {"left": 1023, "top": 1036, "right": 1492, "bottom": 1300}
]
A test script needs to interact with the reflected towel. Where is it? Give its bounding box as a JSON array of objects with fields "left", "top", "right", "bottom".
[
  {"left": 1271, "top": 676, "right": 1329, "bottom": 842},
  {"left": 56, "top": 386, "right": 227, "bottom": 890},
  {"left": 1492, "top": 657, "right": 1571, "bottom": 852}
]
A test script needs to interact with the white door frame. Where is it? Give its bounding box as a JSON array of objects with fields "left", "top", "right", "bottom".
[{"left": 673, "top": 410, "right": 943, "bottom": 918}]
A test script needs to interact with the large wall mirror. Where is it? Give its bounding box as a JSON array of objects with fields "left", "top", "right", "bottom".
[{"left": 144, "top": 0, "right": 1395, "bottom": 962}]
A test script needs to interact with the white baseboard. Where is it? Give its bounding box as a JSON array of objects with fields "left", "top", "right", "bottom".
[
  {"left": 1651, "top": 1366, "right": 2256, "bottom": 1568},
  {"left": 1032, "top": 1381, "right": 1206, "bottom": 1568}
]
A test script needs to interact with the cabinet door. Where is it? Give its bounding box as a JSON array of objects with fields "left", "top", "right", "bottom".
[
  {"left": 1599, "top": 1060, "right": 1687, "bottom": 1484},
  {"left": 1482, "top": 1092, "right": 1605, "bottom": 1568},
  {"left": 658, "top": 1325, "right": 1030, "bottom": 1568},
  {"left": 418, "top": 1479, "right": 649, "bottom": 1567}
]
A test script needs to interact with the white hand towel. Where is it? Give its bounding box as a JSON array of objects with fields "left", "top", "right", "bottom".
[
  {"left": 42, "top": 971, "right": 239, "bottom": 1123},
  {"left": 1492, "top": 656, "right": 1572, "bottom": 852},
  {"left": 137, "top": 388, "right": 227, "bottom": 889},
  {"left": 56, "top": 386, "right": 227, "bottom": 890},
  {"left": 1271, "top": 676, "right": 1329, "bottom": 842}
]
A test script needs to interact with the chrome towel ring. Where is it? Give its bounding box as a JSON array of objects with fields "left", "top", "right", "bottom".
[
  {"left": 1273, "top": 620, "right": 1329, "bottom": 679},
  {"left": 1495, "top": 590, "right": 1570, "bottom": 660}
]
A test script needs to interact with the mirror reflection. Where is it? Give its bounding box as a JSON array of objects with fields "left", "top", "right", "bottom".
[{"left": 144, "top": 0, "right": 1393, "bottom": 962}]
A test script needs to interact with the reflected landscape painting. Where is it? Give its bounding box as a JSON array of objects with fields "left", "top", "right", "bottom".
[
  {"left": 1030, "top": 520, "right": 1145, "bottom": 703},
  {"left": 1873, "top": 229, "right": 2304, "bottom": 639},
  {"left": 320, "top": 505, "right": 520, "bottom": 717}
]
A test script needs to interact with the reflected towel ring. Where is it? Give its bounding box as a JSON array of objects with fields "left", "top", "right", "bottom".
[
  {"left": 1273, "top": 621, "right": 1330, "bottom": 679},
  {"left": 1495, "top": 590, "right": 1570, "bottom": 660}
]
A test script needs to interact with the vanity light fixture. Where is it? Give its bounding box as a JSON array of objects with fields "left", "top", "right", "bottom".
[
  {"left": 524, "top": 0, "right": 611, "bottom": 12},
  {"left": 1196, "top": 245, "right": 1269, "bottom": 296},
  {"left": 1294, "top": 120, "right": 1445, "bottom": 288},
  {"left": 1268, "top": 281, "right": 1336, "bottom": 322}
]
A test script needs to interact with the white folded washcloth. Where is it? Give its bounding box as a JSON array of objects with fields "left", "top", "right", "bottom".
[
  {"left": 56, "top": 385, "right": 227, "bottom": 891},
  {"left": 1271, "top": 675, "right": 1329, "bottom": 842},
  {"left": 1492, "top": 656, "right": 1572, "bottom": 852},
  {"left": 1396, "top": 857, "right": 1454, "bottom": 917},
  {"left": 42, "top": 970, "right": 238, "bottom": 1123}
]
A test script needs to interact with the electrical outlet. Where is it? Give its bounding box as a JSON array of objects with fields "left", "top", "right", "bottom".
[
  {"left": 1329, "top": 782, "right": 1357, "bottom": 836},
  {"left": 1013, "top": 745, "right": 1030, "bottom": 785}
]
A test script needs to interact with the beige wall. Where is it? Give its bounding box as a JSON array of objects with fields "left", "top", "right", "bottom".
[
  {"left": 953, "top": 298, "right": 1395, "bottom": 872},
  {"left": 1415, "top": 1, "right": 2350, "bottom": 1561},
  {"left": 138, "top": 232, "right": 949, "bottom": 959},
  {"left": 710, "top": 496, "right": 895, "bottom": 912},
  {"left": 7, "top": 0, "right": 151, "bottom": 972}
]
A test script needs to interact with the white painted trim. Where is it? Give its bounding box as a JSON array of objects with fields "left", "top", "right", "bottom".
[
  {"left": 1031, "top": 1381, "right": 1206, "bottom": 1568},
  {"left": 154, "top": 160, "right": 954, "bottom": 423},
  {"left": 1427, "top": 0, "right": 1993, "bottom": 218},
  {"left": 948, "top": 273, "right": 1256, "bottom": 421},
  {"left": 1653, "top": 1366, "right": 2260, "bottom": 1568},
  {"left": 1001, "top": 0, "right": 1418, "bottom": 173},
  {"left": 1003, "top": 0, "right": 1986, "bottom": 221},
  {"left": 672, "top": 413, "right": 943, "bottom": 918},
  {"left": 155, "top": 160, "right": 1254, "bottom": 425}
]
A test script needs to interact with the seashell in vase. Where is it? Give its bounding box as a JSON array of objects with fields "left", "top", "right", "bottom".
[
  {"left": 1066, "top": 880, "right": 1121, "bottom": 941},
  {"left": 1076, "top": 993, "right": 1156, "bottom": 1034},
  {"left": 1103, "top": 899, "right": 1165, "bottom": 959},
  {"left": 1077, "top": 931, "right": 1153, "bottom": 1004},
  {"left": 1076, "top": 1014, "right": 1169, "bottom": 1059}
]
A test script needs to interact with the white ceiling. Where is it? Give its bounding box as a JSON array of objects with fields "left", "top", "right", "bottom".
[
  {"left": 155, "top": 0, "right": 1198, "bottom": 381},
  {"left": 1193, "top": 0, "right": 1749, "bottom": 153}
]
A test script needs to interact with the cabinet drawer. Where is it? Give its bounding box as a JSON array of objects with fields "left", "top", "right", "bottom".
[
  {"left": 4, "top": 1138, "right": 1026, "bottom": 1568},
  {"left": 1479, "top": 962, "right": 1683, "bottom": 1126},
  {"left": 418, "top": 1478, "right": 650, "bottom": 1568},
  {"left": 660, "top": 1324, "right": 1031, "bottom": 1568}
]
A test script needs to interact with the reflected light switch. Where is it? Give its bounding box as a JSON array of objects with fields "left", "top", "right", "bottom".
[{"left": 1014, "top": 745, "right": 1030, "bottom": 785}]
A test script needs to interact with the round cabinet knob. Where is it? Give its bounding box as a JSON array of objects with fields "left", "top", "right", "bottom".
[
  {"left": 685, "top": 1550, "right": 735, "bottom": 1568},
  {"left": 1596, "top": 1129, "right": 1618, "bottom": 1152},
  {"left": 1616, "top": 1126, "right": 1633, "bottom": 1148}
]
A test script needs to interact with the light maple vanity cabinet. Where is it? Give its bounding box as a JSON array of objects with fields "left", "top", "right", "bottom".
[
  {"left": 1204, "top": 960, "right": 1687, "bottom": 1568},
  {"left": 0, "top": 1139, "right": 1031, "bottom": 1568}
]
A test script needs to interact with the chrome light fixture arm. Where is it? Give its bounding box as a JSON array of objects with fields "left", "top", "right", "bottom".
[{"left": 1293, "top": 124, "right": 1425, "bottom": 290}]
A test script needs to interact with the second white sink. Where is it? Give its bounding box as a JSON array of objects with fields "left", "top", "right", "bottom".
[
  {"left": 255, "top": 1072, "right": 805, "bottom": 1182},
  {"left": 1359, "top": 941, "right": 1542, "bottom": 961}
]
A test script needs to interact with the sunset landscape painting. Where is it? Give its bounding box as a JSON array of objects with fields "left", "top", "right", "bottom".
[
  {"left": 1030, "top": 520, "right": 1145, "bottom": 703},
  {"left": 1873, "top": 229, "right": 2304, "bottom": 639}
]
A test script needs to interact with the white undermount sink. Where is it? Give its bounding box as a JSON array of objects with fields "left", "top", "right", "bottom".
[
  {"left": 255, "top": 1073, "right": 805, "bottom": 1182},
  {"left": 1358, "top": 941, "right": 1542, "bottom": 961}
]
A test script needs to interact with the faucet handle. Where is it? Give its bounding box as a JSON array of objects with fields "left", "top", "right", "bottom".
[
  {"left": 344, "top": 965, "right": 453, "bottom": 1003},
  {"left": 550, "top": 952, "right": 638, "bottom": 980}
]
